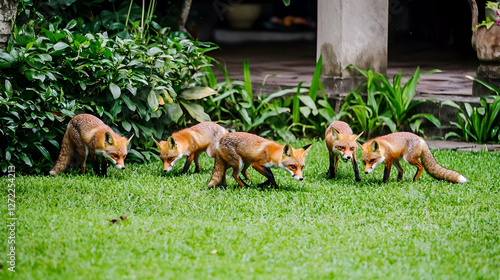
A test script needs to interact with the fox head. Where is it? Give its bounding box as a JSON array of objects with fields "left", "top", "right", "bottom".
[
  {"left": 361, "top": 140, "right": 386, "bottom": 174},
  {"left": 331, "top": 128, "right": 364, "bottom": 162},
  {"left": 280, "top": 143, "right": 312, "bottom": 181},
  {"left": 152, "top": 136, "right": 183, "bottom": 172},
  {"left": 104, "top": 132, "right": 134, "bottom": 170}
]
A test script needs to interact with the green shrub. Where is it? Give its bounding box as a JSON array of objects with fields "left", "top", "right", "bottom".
[{"left": 0, "top": 15, "right": 215, "bottom": 174}]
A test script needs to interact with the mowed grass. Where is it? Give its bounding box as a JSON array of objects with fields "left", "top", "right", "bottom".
[{"left": 1, "top": 139, "right": 499, "bottom": 279}]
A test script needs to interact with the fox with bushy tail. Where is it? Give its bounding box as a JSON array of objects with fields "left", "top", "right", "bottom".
[
  {"left": 49, "top": 114, "right": 134, "bottom": 176},
  {"left": 361, "top": 132, "right": 468, "bottom": 183},
  {"left": 207, "top": 132, "right": 312, "bottom": 188}
]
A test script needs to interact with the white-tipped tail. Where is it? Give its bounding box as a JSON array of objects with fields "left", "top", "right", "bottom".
[{"left": 457, "top": 175, "right": 468, "bottom": 184}]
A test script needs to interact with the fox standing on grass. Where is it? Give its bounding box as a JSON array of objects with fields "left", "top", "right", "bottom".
[
  {"left": 49, "top": 114, "right": 134, "bottom": 176},
  {"left": 361, "top": 132, "right": 468, "bottom": 183},
  {"left": 152, "top": 122, "right": 228, "bottom": 174},
  {"left": 207, "top": 132, "right": 312, "bottom": 189},
  {"left": 325, "top": 121, "right": 364, "bottom": 182}
]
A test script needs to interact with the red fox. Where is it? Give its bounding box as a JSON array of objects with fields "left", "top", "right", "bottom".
[
  {"left": 361, "top": 132, "right": 468, "bottom": 183},
  {"left": 207, "top": 132, "right": 312, "bottom": 188},
  {"left": 325, "top": 121, "right": 364, "bottom": 181},
  {"left": 152, "top": 122, "right": 228, "bottom": 174},
  {"left": 49, "top": 114, "right": 134, "bottom": 176}
]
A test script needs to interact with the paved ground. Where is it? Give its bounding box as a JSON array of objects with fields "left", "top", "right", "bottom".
[{"left": 210, "top": 41, "right": 500, "bottom": 151}]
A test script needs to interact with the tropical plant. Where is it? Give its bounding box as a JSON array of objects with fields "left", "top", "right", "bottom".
[
  {"left": 442, "top": 76, "right": 500, "bottom": 143},
  {"left": 285, "top": 55, "right": 346, "bottom": 138},
  {"left": 341, "top": 74, "right": 395, "bottom": 139},
  {"left": 343, "top": 65, "right": 441, "bottom": 137},
  {"left": 201, "top": 56, "right": 345, "bottom": 142}
]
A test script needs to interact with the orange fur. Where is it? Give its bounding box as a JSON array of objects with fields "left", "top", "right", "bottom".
[
  {"left": 325, "top": 121, "right": 364, "bottom": 181},
  {"left": 207, "top": 132, "right": 312, "bottom": 188},
  {"left": 49, "top": 114, "right": 133, "bottom": 176},
  {"left": 152, "top": 122, "right": 228, "bottom": 174},
  {"left": 361, "top": 132, "right": 468, "bottom": 183}
]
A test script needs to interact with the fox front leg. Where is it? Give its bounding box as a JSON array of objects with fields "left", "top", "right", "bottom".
[
  {"left": 327, "top": 152, "right": 339, "bottom": 179},
  {"left": 181, "top": 154, "right": 195, "bottom": 174},
  {"left": 382, "top": 160, "right": 393, "bottom": 183},
  {"left": 101, "top": 156, "right": 108, "bottom": 177},
  {"left": 351, "top": 154, "right": 361, "bottom": 182}
]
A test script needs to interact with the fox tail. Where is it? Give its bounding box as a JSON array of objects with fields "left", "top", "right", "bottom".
[
  {"left": 49, "top": 129, "right": 74, "bottom": 175},
  {"left": 421, "top": 145, "right": 468, "bottom": 183}
]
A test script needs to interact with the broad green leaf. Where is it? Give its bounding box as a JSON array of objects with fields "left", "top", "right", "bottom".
[
  {"left": 441, "top": 100, "right": 462, "bottom": 110},
  {"left": 444, "top": 131, "right": 462, "bottom": 140},
  {"left": 178, "top": 87, "right": 217, "bottom": 100},
  {"left": 147, "top": 90, "right": 159, "bottom": 111},
  {"left": 5, "top": 79, "right": 12, "bottom": 95},
  {"left": 299, "top": 106, "right": 311, "bottom": 118},
  {"left": 66, "top": 19, "right": 77, "bottom": 30},
  {"left": 53, "top": 42, "right": 69, "bottom": 51},
  {"left": 297, "top": 95, "right": 318, "bottom": 115},
  {"left": 35, "top": 144, "right": 51, "bottom": 160},
  {"left": 147, "top": 47, "right": 163, "bottom": 56},
  {"left": 110, "top": 83, "right": 121, "bottom": 99},
  {"left": 121, "top": 95, "right": 136, "bottom": 111},
  {"left": 164, "top": 103, "right": 184, "bottom": 123},
  {"left": 122, "top": 120, "right": 132, "bottom": 132},
  {"left": 18, "top": 153, "right": 33, "bottom": 167},
  {"left": 180, "top": 101, "right": 211, "bottom": 122}
]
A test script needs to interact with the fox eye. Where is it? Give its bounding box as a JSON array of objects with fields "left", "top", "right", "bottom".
[
  {"left": 289, "top": 165, "right": 297, "bottom": 170},
  {"left": 112, "top": 153, "right": 119, "bottom": 158},
  {"left": 369, "top": 159, "right": 376, "bottom": 164},
  {"left": 167, "top": 157, "right": 175, "bottom": 162},
  {"left": 350, "top": 147, "right": 355, "bottom": 151},
  {"left": 337, "top": 146, "right": 344, "bottom": 150}
]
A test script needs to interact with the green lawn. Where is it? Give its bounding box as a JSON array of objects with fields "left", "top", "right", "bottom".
[{"left": 1, "top": 140, "right": 499, "bottom": 279}]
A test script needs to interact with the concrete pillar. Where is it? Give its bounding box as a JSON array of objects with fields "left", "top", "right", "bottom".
[{"left": 317, "top": 0, "right": 388, "bottom": 96}]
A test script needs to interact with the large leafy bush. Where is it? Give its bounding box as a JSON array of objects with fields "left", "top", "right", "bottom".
[{"left": 0, "top": 14, "right": 215, "bottom": 173}]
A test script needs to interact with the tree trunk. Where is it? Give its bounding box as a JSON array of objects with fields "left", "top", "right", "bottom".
[
  {"left": 177, "top": 0, "right": 192, "bottom": 32},
  {"left": 0, "top": 0, "right": 17, "bottom": 49}
]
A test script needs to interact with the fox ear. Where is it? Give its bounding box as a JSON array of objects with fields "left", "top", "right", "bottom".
[
  {"left": 331, "top": 128, "right": 340, "bottom": 140},
  {"left": 282, "top": 143, "right": 293, "bottom": 157},
  {"left": 152, "top": 135, "right": 162, "bottom": 147},
  {"left": 354, "top": 131, "right": 364, "bottom": 141},
  {"left": 369, "top": 140, "right": 380, "bottom": 153},
  {"left": 301, "top": 144, "right": 312, "bottom": 157},
  {"left": 104, "top": 132, "right": 114, "bottom": 145},
  {"left": 167, "top": 136, "right": 177, "bottom": 149},
  {"left": 126, "top": 133, "right": 134, "bottom": 145}
]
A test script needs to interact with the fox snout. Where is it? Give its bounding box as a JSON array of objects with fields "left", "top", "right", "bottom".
[
  {"left": 163, "top": 165, "right": 173, "bottom": 172},
  {"left": 293, "top": 175, "right": 304, "bottom": 181}
]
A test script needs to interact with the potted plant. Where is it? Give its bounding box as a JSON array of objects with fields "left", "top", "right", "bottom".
[{"left": 468, "top": 0, "right": 500, "bottom": 96}]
